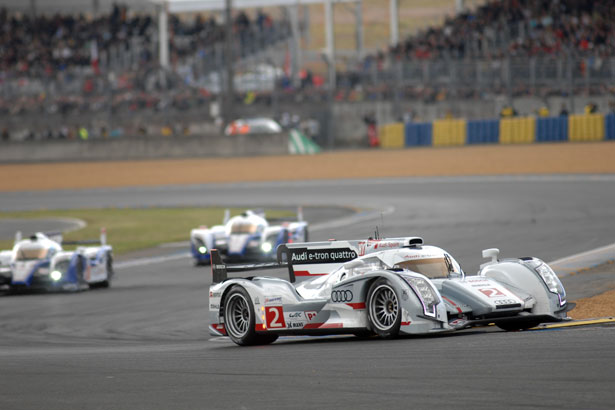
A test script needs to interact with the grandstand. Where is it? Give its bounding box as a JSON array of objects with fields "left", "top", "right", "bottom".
[{"left": 1, "top": 0, "right": 614, "bottom": 149}]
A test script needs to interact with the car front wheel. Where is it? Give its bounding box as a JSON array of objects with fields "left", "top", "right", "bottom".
[{"left": 366, "top": 278, "right": 402, "bottom": 338}]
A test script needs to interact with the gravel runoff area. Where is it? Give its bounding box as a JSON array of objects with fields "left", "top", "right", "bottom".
[
  {"left": 568, "top": 260, "right": 615, "bottom": 320},
  {"left": 2, "top": 141, "right": 614, "bottom": 318}
]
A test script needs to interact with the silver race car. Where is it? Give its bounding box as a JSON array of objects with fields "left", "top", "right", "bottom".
[
  {"left": 0, "top": 230, "right": 113, "bottom": 292},
  {"left": 208, "top": 236, "right": 570, "bottom": 346},
  {"left": 191, "top": 209, "right": 308, "bottom": 265}
]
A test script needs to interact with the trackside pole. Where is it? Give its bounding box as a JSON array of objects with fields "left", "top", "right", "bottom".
[{"left": 100, "top": 227, "right": 107, "bottom": 245}]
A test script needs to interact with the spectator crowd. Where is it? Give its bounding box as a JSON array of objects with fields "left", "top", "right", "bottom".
[
  {"left": 379, "top": 0, "right": 615, "bottom": 63},
  {"left": 2, "top": 0, "right": 615, "bottom": 141}
]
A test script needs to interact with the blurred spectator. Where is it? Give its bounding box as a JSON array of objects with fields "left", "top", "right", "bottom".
[
  {"left": 538, "top": 106, "right": 550, "bottom": 117},
  {"left": 584, "top": 102, "right": 598, "bottom": 114},
  {"left": 559, "top": 104, "right": 569, "bottom": 116}
]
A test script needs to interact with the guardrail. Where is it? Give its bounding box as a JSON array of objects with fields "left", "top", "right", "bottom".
[
  {"left": 379, "top": 113, "right": 615, "bottom": 149},
  {"left": 0, "top": 133, "right": 290, "bottom": 163}
]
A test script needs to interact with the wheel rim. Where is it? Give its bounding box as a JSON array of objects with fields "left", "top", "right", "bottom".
[
  {"left": 225, "top": 293, "right": 251, "bottom": 338},
  {"left": 369, "top": 284, "right": 399, "bottom": 331}
]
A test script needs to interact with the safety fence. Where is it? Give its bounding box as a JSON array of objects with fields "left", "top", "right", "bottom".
[{"left": 379, "top": 114, "right": 615, "bottom": 149}]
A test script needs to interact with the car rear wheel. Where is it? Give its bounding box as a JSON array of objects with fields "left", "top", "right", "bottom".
[
  {"left": 223, "top": 286, "right": 278, "bottom": 346},
  {"left": 367, "top": 278, "right": 402, "bottom": 338}
]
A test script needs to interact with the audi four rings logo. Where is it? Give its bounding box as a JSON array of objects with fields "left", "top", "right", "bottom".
[{"left": 331, "top": 290, "right": 353, "bottom": 302}]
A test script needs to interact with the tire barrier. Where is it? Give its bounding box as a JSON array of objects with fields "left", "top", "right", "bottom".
[
  {"left": 606, "top": 114, "right": 615, "bottom": 141},
  {"left": 379, "top": 123, "right": 405, "bottom": 149},
  {"left": 378, "top": 113, "right": 614, "bottom": 150},
  {"left": 569, "top": 114, "right": 604, "bottom": 142},
  {"left": 500, "top": 117, "right": 535, "bottom": 144},
  {"left": 467, "top": 119, "right": 499, "bottom": 144},
  {"left": 433, "top": 119, "right": 466, "bottom": 146},
  {"left": 536, "top": 116, "right": 568, "bottom": 142},
  {"left": 405, "top": 122, "right": 432, "bottom": 147}
]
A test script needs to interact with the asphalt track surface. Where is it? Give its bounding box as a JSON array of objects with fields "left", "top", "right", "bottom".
[{"left": 1, "top": 175, "right": 615, "bottom": 410}]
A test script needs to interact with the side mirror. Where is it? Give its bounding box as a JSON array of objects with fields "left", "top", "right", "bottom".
[{"left": 482, "top": 248, "right": 500, "bottom": 264}]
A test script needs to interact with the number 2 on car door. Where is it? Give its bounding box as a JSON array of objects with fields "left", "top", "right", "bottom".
[{"left": 265, "top": 306, "right": 286, "bottom": 328}]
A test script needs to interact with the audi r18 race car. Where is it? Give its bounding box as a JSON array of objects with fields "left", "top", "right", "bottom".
[
  {"left": 0, "top": 230, "right": 114, "bottom": 292},
  {"left": 208, "top": 236, "right": 571, "bottom": 346},
  {"left": 190, "top": 209, "right": 308, "bottom": 265}
]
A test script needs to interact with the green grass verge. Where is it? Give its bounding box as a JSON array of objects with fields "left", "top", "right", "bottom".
[{"left": 0, "top": 208, "right": 295, "bottom": 255}]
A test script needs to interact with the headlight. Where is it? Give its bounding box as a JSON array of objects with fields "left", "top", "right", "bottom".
[
  {"left": 534, "top": 262, "right": 566, "bottom": 305},
  {"left": 50, "top": 270, "right": 62, "bottom": 281},
  {"left": 261, "top": 242, "right": 273, "bottom": 253},
  {"left": 198, "top": 246, "right": 207, "bottom": 254},
  {"left": 402, "top": 275, "right": 440, "bottom": 317}
]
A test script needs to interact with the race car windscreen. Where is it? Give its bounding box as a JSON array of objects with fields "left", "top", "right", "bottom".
[
  {"left": 16, "top": 247, "right": 48, "bottom": 261},
  {"left": 230, "top": 222, "right": 258, "bottom": 234},
  {"left": 394, "top": 257, "right": 451, "bottom": 279}
]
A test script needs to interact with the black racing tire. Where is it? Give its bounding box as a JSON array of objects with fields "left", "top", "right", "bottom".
[
  {"left": 72, "top": 256, "right": 86, "bottom": 291},
  {"left": 223, "top": 286, "right": 278, "bottom": 346},
  {"left": 353, "top": 330, "right": 374, "bottom": 339},
  {"left": 91, "top": 253, "right": 113, "bottom": 289},
  {"left": 366, "top": 278, "right": 402, "bottom": 339},
  {"left": 496, "top": 320, "right": 541, "bottom": 332}
]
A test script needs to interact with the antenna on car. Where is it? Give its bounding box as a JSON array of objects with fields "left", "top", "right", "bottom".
[{"left": 374, "top": 226, "right": 380, "bottom": 240}]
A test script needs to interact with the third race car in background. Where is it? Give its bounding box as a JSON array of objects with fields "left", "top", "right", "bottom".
[
  {"left": 190, "top": 208, "right": 308, "bottom": 265},
  {"left": 208, "top": 236, "right": 572, "bottom": 346},
  {"left": 0, "top": 229, "right": 113, "bottom": 292}
]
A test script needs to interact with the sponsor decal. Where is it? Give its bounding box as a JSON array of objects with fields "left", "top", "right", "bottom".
[
  {"left": 288, "top": 247, "right": 357, "bottom": 264},
  {"left": 494, "top": 299, "right": 519, "bottom": 305},
  {"left": 373, "top": 241, "right": 401, "bottom": 250},
  {"left": 210, "top": 291, "right": 221, "bottom": 298},
  {"left": 210, "top": 303, "right": 220, "bottom": 310},
  {"left": 331, "top": 289, "right": 353, "bottom": 303},
  {"left": 305, "top": 311, "right": 318, "bottom": 321},
  {"left": 288, "top": 312, "right": 304, "bottom": 319},
  {"left": 254, "top": 297, "right": 260, "bottom": 305},
  {"left": 403, "top": 253, "right": 439, "bottom": 260},
  {"left": 265, "top": 296, "right": 282, "bottom": 305},
  {"left": 401, "top": 290, "right": 409, "bottom": 301},
  {"left": 288, "top": 322, "right": 304, "bottom": 329},
  {"left": 214, "top": 264, "right": 225, "bottom": 270}
]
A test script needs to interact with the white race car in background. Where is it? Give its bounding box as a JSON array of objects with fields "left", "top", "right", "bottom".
[
  {"left": 190, "top": 209, "right": 308, "bottom": 265},
  {"left": 0, "top": 230, "right": 113, "bottom": 292},
  {"left": 208, "top": 236, "right": 571, "bottom": 346}
]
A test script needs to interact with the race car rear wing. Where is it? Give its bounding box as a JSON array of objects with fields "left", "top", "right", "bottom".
[
  {"left": 211, "top": 236, "right": 424, "bottom": 284},
  {"left": 210, "top": 249, "right": 288, "bottom": 284},
  {"left": 62, "top": 228, "right": 108, "bottom": 246},
  {"left": 276, "top": 237, "right": 424, "bottom": 283}
]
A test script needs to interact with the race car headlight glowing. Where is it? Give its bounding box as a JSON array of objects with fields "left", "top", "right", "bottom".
[
  {"left": 198, "top": 246, "right": 207, "bottom": 254},
  {"left": 402, "top": 276, "right": 440, "bottom": 318},
  {"left": 50, "top": 270, "right": 62, "bottom": 281},
  {"left": 261, "top": 242, "right": 273, "bottom": 253},
  {"left": 534, "top": 262, "right": 566, "bottom": 305}
]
